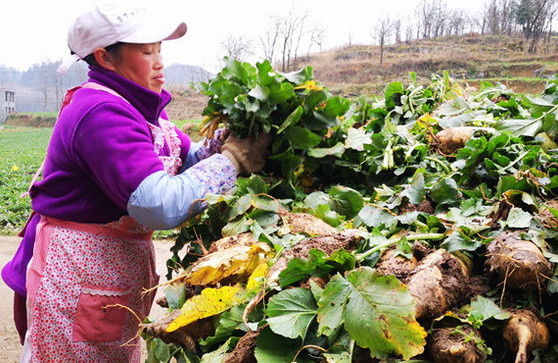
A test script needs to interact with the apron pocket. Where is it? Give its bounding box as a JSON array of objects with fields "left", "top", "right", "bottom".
[{"left": 72, "top": 286, "right": 132, "bottom": 342}]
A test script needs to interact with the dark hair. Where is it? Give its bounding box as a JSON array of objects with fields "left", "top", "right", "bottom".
[{"left": 81, "top": 42, "right": 124, "bottom": 66}]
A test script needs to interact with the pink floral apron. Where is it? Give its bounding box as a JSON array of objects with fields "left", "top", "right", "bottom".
[{"left": 25, "top": 83, "right": 182, "bottom": 362}]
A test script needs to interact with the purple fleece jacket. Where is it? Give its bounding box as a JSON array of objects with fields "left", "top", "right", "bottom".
[{"left": 2, "top": 66, "right": 192, "bottom": 297}]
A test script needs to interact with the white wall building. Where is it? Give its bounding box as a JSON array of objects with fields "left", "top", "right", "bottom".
[{"left": 1, "top": 88, "right": 16, "bottom": 123}]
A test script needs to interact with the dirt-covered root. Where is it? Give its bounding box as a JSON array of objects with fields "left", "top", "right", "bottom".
[
  {"left": 405, "top": 249, "right": 471, "bottom": 321},
  {"left": 376, "top": 247, "right": 419, "bottom": 279},
  {"left": 208, "top": 232, "right": 257, "bottom": 253},
  {"left": 503, "top": 309, "right": 550, "bottom": 363},
  {"left": 433, "top": 127, "right": 476, "bottom": 155},
  {"left": 485, "top": 230, "right": 552, "bottom": 290},
  {"left": 267, "top": 230, "right": 365, "bottom": 282},
  {"left": 223, "top": 327, "right": 263, "bottom": 363},
  {"left": 400, "top": 198, "right": 435, "bottom": 214},
  {"left": 536, "top": 199, "right": 558, "bottom": 230},
  {"left": 277, "top": 208, "right": 336, "bottom": 236},
  {"left": 429, "top": 325, "right": 486, "bottom": 363},
  {"left": 140, "top": 310, "right": 214, "bottom": 350}
]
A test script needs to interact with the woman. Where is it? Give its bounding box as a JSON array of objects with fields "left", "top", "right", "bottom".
[{"left": 2, "top": 3, "right": 269, "bottom": 362}]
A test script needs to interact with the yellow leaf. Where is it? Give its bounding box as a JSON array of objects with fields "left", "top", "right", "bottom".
[
  {"left": 184, "top": 243, "right": 271, "bottom": 286},
  {"left": 166, "top": 285, "right": 243, "bottom": 333},
  {"left": 246, "top": 262, "right": 269, "bottom": 293}
]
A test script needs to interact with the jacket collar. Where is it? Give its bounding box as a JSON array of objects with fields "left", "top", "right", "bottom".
[{"left": 87, "top": 65, "right": 172, "bottom": 124}]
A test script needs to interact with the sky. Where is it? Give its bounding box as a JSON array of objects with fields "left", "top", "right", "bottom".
[{"left": 1, "top": 0, "right": 487, "bottom": 74}]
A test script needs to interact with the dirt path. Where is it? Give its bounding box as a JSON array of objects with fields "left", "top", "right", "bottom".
[{"left": 0, "top": 235, "right": 176, "bottom": 362}]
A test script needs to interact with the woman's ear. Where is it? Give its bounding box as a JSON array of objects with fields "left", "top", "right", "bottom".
[{"left": 93, "top": 48, "right": 116, "bottom": 71}]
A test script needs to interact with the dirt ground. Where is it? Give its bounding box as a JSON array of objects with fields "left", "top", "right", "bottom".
[{"left": 0, "top": 235, "right": 176, "bottom": 362}]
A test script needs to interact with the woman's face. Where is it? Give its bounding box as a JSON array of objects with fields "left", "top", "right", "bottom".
[{"left": 109, "top": 42, "right": 165, "bottom": 93}]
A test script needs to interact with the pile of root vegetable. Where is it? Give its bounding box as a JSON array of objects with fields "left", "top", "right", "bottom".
[{"left": 141, "top": 58, "right": 558, "bottom": 362}]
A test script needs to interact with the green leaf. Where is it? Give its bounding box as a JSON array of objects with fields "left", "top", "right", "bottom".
[
  {"left": 254, "top": 327, "right": 302, "bottom": 363},
  {"left": 230, "top": 194, "right": 252, "bottom": 218},
  {"left": 165, "top": 283, "right": 186, "bottom": 310},
  {"left": 222, "top": 215, "right": 251, "bottom": 236},
  {"left": 431, "top": 177, "right": 461, "bottom": 205},
  {"left": 400, "top": 172, "right": 425, "bottom": 205},
  {"left": 497, "top": 119, "right": 542, "bottom": 137},
  {"left": 307, "top": 142, "right": 345, "bottom": 158},
  {"left": 328, "top": 186, "right": 364, "bottom": 219},
  {"left": 322, "top": 331, "right": 354, "bottom": 363},
  {"left": 276, "top": 106, "right": 303, "bottom": 134},
  {"left": 467, "top": 296, "right": 511, "bottom": 329},
  {"left": 266, "top": 288, "right": 318, "bottom": 340},
  {"left": 303, "top": 191, "right": 330, "bottom": 210},
  {"left": 285, "top": 126, "right": 322, "bottom": 149},
  {"left": 505, "top": 207, "right": 533, "bottom": 228},
  {"left": 235, "top": 175, "right": 268, "bottom": 195},
  {"left": 248, "top": 84, "right": 269, "bottom": 101},
  {"left": 441, "top": 231, "right": 482, "bottom": 252},
  {"left": 251, "top": 195, "right": 278, "bottom": 213},
  {"left": 278, "top": 248, "right": 356, "bottom": 287},
  {"left": 318, "top": 268, "right": 426, "bottom": 360},
  {"left": 152, "top": 338, "right": 171, "bottom": 362},
  {"left": 384, "top": 82, "right": 405, "bottom": 110},
  {"left": 269, "top": 82, "right": 295, "bottom": 104},
  {"left": 200, "top": 337, "right": 238, "bottom": 363},
  {"left": 200, "top": 305, "right": 245, "bottom": 350},
  {"left": 281, "top": 65, "right": 313, "bottom": 84},
  {"left": 357, "top": 205, "right": 397, "bottom": 230},
  {"left": 345, "top": 127, "right": 372, "bottom": 151}
]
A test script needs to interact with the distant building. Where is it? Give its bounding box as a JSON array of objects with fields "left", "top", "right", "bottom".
[{"left": 1, "top": 88, "right": 16, "bottom": 123}]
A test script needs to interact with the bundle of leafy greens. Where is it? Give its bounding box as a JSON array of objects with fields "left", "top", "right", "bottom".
[{"left": 142, "top": 59, "right": 558, "bottom": 363}]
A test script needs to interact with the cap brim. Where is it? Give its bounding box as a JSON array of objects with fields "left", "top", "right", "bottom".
[{"left": 120, "top": 21, "right": 187, "bottom": 44}]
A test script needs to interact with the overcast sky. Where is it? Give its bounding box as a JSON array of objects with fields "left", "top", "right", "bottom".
[{"left": 1, "top": 0, "right": 487, "bottom": 73}]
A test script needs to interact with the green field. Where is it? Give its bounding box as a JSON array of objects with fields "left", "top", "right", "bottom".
[{"left": 0, "top": 126, "right": 52, "bottom": 234}]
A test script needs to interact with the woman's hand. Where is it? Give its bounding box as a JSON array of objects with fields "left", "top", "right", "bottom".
[{"left": 221, "top": 133, "right": 271, "bottom": 175}]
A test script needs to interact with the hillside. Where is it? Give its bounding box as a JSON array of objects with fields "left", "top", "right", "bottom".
[{"left": 309, "top": 35, "right": 558, "bottom": 95}]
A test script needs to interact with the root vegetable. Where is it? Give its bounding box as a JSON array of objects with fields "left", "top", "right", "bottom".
[
  {"left": 208, "top": 232, "right": 257, "bottom": 253},
  {"left": 376, "top": 247, "right": 419, "bottom": 279},
  {"left": 141, "top": 310, "right": 214, "bottom": 350},
  {"left": 503, "top": 309, "right": 550, "bottom": 363},
  {"left": 267, "top": 230, "right": 364, "bottom": 283},
  {"left": 406, "top": 249, "right": 471, "bottom": 320},
  {"left": 429, "top": 325, "right": 486, "bottom": 363},
  {"left": 223, "top": 327, "right": 263, "bottom": 363},
  {"left": 277, "top": 209, "right": 336, "bottom": 236},
  {"left": 434, "top": 127, "right": 476, "bottom": 155},
  {"left": 485, "top": 231, "right": 552, "bottom": 290}
]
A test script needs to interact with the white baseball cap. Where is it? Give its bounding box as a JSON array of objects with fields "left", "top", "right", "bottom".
[{"left": 58, "top": 3, "right": 187, "bottom": 73}]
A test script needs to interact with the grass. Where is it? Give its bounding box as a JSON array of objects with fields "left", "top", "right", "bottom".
[{"left": 0, "top": 126, "right": 52, "bottom": 234}]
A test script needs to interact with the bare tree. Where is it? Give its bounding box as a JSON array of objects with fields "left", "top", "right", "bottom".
[
  {"left": 260, "top": 16, "right": 281, "bottom": 64},
  {"left": 307, "top": 26, "right": 326, "bottom": 56},
  {"left": 372, "top": 16, "right": 394, "bottom": 67},
  {"left": 220, "top": 34, "right": 253, "bottom": 62},
  {"left": 404, "top": 22, "right": 415, "bottom": 42},
  {"left": 431, "top": 0, "right": 449, "bottom": 37},
  {"left": 448, "top": 9, "right": 469, "bottom": 36},
  {"left": 394, "top": 19, "right": 402, "bottom": 43},
  {"left": 415, "top": 0, "right": 449, "bottom": 38},
  {"left": 514, "top": 0, "right": 557, "bottom": 52},
  {"left": 278, "top": 11, "right": 308, "bottom": 71}
]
